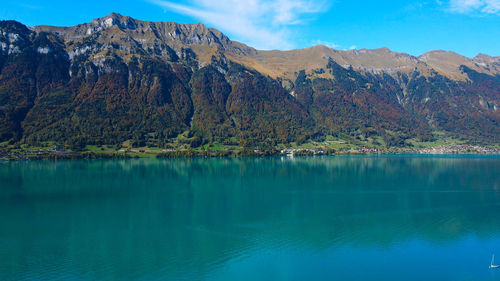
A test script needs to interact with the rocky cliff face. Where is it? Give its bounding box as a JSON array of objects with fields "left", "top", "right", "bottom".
[{"left": 0, "top": 14, "right": 498, "bottom": 148}]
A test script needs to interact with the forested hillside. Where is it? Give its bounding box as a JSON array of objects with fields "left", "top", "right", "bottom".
[{"left": 0, "top": 14, "right": 498, "bottom": 155}]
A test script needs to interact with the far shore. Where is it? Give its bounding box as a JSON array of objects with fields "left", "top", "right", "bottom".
[{"left": 1, "top": 144, "right": 499, "bottom": 161}]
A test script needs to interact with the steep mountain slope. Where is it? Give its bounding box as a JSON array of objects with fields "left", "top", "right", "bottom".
[{"left": 0, "top": 13, "right": 498, "bottom": 150}]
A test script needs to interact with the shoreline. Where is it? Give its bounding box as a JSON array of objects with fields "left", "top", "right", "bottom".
[{"left": 1, "top": 146, "right": 499, "bottom": 161}]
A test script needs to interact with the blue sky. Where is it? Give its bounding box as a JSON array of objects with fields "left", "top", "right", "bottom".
[{"left": 1, "top": 0, "right": 499, "bottom": 57}]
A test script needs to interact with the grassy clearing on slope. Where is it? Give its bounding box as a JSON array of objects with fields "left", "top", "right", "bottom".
[{"left": 408, "top": 131, "right": 466, "bottom": 148}]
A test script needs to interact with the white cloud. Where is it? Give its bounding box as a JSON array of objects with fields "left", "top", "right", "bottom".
[
  {"left": 447, "top": 0, "right": 500, "bottom": 14},
  {"left": 309, "top": 40, "right": 358, "bottom": 51},
  {"left": 311, "top": 40, "right": 340, "bottom": 49},
  {"left": 150, "top": 0, "right": 329, "bottom": 50}
]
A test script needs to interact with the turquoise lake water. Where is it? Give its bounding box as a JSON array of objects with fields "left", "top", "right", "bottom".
[{"left": 1, "top": 155, "right": 500, "bottom": 280}]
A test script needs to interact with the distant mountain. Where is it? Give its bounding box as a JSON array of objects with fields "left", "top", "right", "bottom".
[{"left": 0, "top": 13, "right": 499, "bottom": 151}]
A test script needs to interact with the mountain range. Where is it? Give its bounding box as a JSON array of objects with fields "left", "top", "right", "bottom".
[{"left": 1, "top": 13, "right": 499, "bottom": 151}]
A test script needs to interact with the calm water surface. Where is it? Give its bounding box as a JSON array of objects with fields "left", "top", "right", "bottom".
[{"left": 1, "top": 155, "right": 500, "bottom": 280}]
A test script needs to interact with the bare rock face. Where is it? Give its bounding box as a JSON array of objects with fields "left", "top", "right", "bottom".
[{"left": 0, "top": 14, "right": 499, "bottom": 147}]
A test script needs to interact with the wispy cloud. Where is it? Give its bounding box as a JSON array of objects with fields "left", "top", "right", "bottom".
[
  {"left": 446, "top": 0, "right": 500, "bottom": 14},
  {"left": 311, "top": 40, "right": 340, "bottom": 49},
  {"left": 310, "top": 40, "right": 358, "bottom": 51},
  {"left": 150, "top": 0, "right": 329, "bottom": 50}
]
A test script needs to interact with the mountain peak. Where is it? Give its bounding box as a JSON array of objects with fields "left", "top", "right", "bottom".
[
  {"left": 89, "top": 12, "right": 137, "bottom": 31},
  {"left": 0, "top": 20, "right": 31, "bottom": 35},
  {"left": 376, "top": 47, "right": 391, "bottom": 52},
  {"left": 104, "top": 12, "right": 123, "bottom": 20},
  {"left": 312, "top": 44, "right": 335, "bottom": 49},
  {"left": 419, "top": 49, "right": 465, "bottom": 58},
  {"left": 475, "top": 53, "right": 492, "bottom": 58},
  {"left": 474, "top": 53, "right": 500, "bottom": 62},
  {"left": 417, "top": 49, "right": 500, "bottom": 80},
  {"left": 20, "top": 14, "right": 500, "bottom": 81}
]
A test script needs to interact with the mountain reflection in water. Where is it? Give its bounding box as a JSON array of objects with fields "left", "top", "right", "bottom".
[{"left": 1, "top": 155, "right": 500, "bottom": 280}]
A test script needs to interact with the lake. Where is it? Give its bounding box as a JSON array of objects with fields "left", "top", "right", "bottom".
[{"left": 1, "top": 155, "right": 500, "bottom": 280}]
